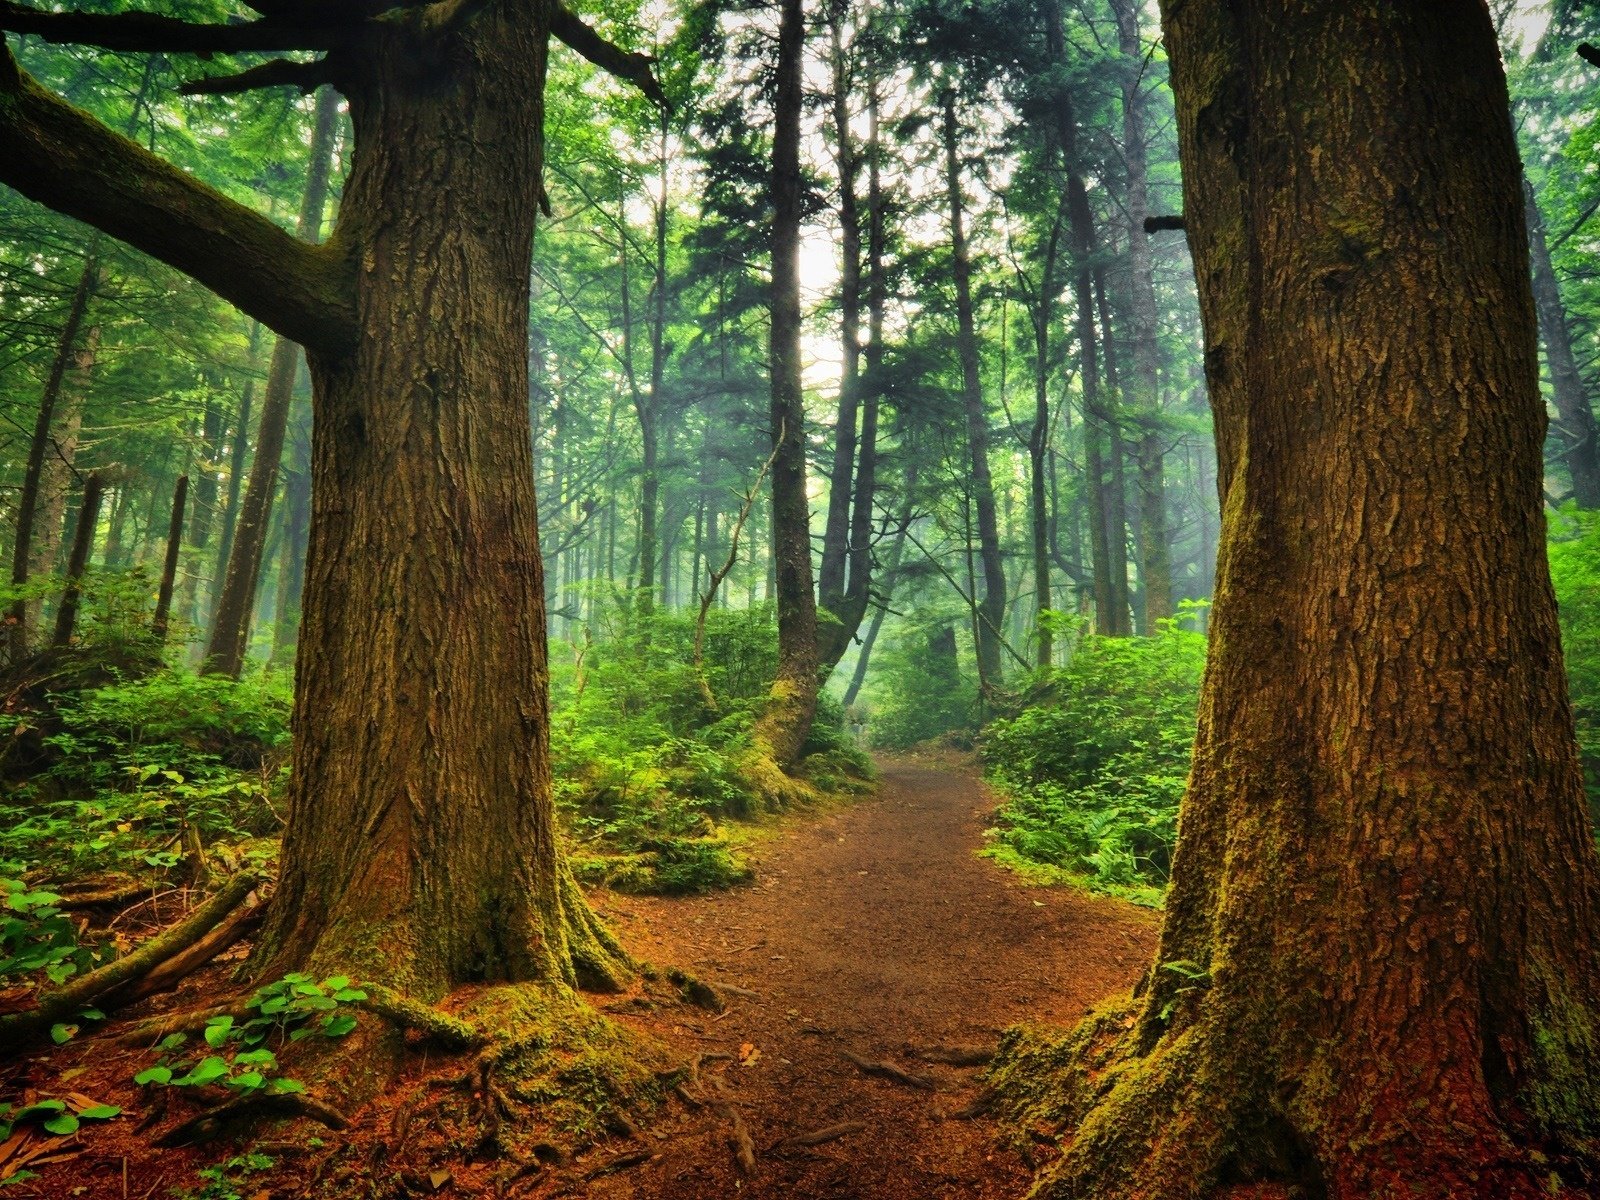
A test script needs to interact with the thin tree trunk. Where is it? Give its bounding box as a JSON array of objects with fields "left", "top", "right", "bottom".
[
  {"left": 151, "top": 475, "right": 188, "bottom": 641},
  {"left": 942, "top": 90, "right": 1007, "bottom": 685},
  {"left": 181, "top": 400, "right": 224, "bottom": 628},
  {"left": 213, "top": 328, "right": 261, "bottom": 620},
  {"left": 1094, "top": 265, "right": 1133, "bottom": 635},
  {"left": 756, "top": 0, "right": 821, "bottom": 769},
  {"left": 51, "top": 472, "right": 102, "bottom": 649},
  {"left": 1027, "top": 3, "right": 1600, "bottom": 1194},
  {"left": 205, "top": 86, "right": 340, "bottom": 677},
  {"left": 1111, "top": 0, "right": 1173, "bottom": 623},
  {"left": 9, "top": 254, "right": 98, "bottom": 661},
  {"left": 1525, "top": 178, "right": 1600, "bottom": 508}
]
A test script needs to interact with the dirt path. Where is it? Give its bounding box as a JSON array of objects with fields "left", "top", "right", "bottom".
[{"left": 578, "top": 754, "right": 1158, "bottom": 1199}]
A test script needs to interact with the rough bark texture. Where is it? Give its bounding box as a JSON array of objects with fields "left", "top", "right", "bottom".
[
  {"left": 50, "top": 472, "right": 102, "bottom": 649},
  {"left": 205, "top": 85, "right": 339, "bottom": 678},
  {"left": 1018, "top": 3, "right": 1600, "bottom": 1197},
  {"left": 1525, "top": 179, "right": 1600, "bottom": 509},
  {"left": 755, "top": 0, "right": 821, "bottom": 769},
  {"left": 250, "top": 7, "right": 627, "bottom": 1001},
  {"left": 942, "top": 91, "right": 1006, "bottom": 686}
]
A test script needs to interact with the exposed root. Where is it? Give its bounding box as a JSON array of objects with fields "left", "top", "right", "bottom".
[
  {"left": 585, "top": 1148, "right": 656, "bottom": 1179},
  {"left": 787, "top": 1120, "right": 866, "bottom": 1147},
  {"left": 724, "top": 1102, "right": 757, "bottom": 1174},
  {"left": 921, "top": 1044, "right": 995, "bottom": 1067},
  {"left": 842, "top": 1049, "right": 936, "bottom": 1090},
  {"left": 115, "top": 887, "right": 265, "bottom": 1005},
  {"left": 360, "top": 984, "right": 485, "bottom": 1050}
]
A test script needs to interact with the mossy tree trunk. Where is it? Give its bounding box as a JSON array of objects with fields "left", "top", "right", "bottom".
[
  {"left": 0, "top": 0, "right": 660, "bottom": 1005},
  {"left": 1027, "top": 2, "right": 1600, "bottom": 1197}
]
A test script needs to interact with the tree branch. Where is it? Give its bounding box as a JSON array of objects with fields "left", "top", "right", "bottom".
[
  {"left": 0, "top": 1, "right": 345, "bottom": 54},
  {"left": 179, "top": 56, "right": 332, "bottom": 95},
  {"left": 0, "top": 47, "right": 357, "bottom": 355},
  {"left": 1579, "top": 42, "right": 1600, "bottom": 69},
  {"left": 548, "top": 1, "right": 667, "bottom": 109}
]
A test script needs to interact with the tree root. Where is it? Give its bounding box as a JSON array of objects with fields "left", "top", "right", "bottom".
[
  {"left": 114, "top": 887, "right": 264, "bottom": 1005},
  {"left": 1, "top": 871, "right": 258, "bottom": 1048},
  {"left": 560, "top": 868, "right": 634, "bottom": 993},
  {"left": 921, "top": 1044, "right": 994, "bottom": 1067},
  {"left": 787, "top": 1120, "right": 865, "bottom": 1147},
  {"left": 360, "top": 984, "right": 485, "bottom": 1050},
  {"left": 154, "top": 1090, "right": 349, "bottom": 1147},
  {"left": 842, "top": 1050, "right": 935, "bottom": 1090}
]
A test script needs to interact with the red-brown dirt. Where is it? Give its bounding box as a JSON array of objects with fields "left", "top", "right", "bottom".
[
  {"left": 570, "top": 753, "right": 1158, "bottom": 1199},
  {"left": 1, "top": 754, "right": 1156, "bottom": 1199}
]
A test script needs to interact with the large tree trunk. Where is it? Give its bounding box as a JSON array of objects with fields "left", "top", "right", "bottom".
[
  {"left": 1015, "top": 3, "right": 1600, "bottom": 1196},
  {"left": 252, "top": 10, "right": 624, "bottom": 1002},
  {"left": 205, "top": 86, "right": 339, "bottom": 677},
  {"left": 753, "top": 0, "right": 820, "bottom": 771},
  {"left": 942, "top": 90, "right": 1007, "bottom": 686},
  {"left": 1525, "top": 179, "right": 1600, "bottom": 508}
]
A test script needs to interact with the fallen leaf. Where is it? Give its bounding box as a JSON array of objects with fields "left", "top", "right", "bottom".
[
  {"left": 738, "top": 1044, "right": 762, "bottom": 1067},
  {"left": 429, "top": 1168, "right": 452, "bottom": 1191}
]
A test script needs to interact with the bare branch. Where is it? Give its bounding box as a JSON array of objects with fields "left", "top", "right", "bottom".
[
  {"left": 179, "top": 56, "right": 332, "bottom": 95},
  {"left": 417, "top": 0, "right": 498, "bottom": 37},
  {"left": 0, "top": 47, "right": 357, "bottom": 355},
  {"left": 548, "top": 1, "right": 668, "bottom": 109},
  {"left": 0, "top": 1, "right": 346, "bottom": 53}
]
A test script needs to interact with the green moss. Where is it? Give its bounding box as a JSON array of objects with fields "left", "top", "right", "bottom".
[
  {"left": 1524, "top": 972, "right": 1600, "bottom": 1144},
  {"left": 454, "top": 986, "right": 680, "bottom": 1150}
]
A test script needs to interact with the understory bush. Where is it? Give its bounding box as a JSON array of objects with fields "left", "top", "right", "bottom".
[
  {"left": 867, "top": 612, "right": 980, "bottom": 749},
  {"left": 551, "top": 601, "right": 870, "bottom": 893},
  {"left": 982, "top": 612, "right": 1206, "bottom": 904}
]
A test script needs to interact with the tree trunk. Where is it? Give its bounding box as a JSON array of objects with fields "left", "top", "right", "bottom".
[
  {"left": 1110, "top": 0, "right": 1173, "bottom": 624},
  {"left": 754, "top": 0, "right": 820, "bottom": 770},
  {"left": 1524, "top": 179, "right": 1600, "bottom": 508},
  {"left": 942, "top": 90, "right": 1007, "bottom": 686},
  {"left": 51, "top": 472, "right": 102, "bottom": 650},
  {"left": 181, "top": 400, "right": 224, "bottom": 628},
  {"left": 9, "top": 255, "right": 98, "bottom": 661},
  {"left": 29, "top": 320, "right": 98, "bottom": 621},
  {"left": 1022, "top": 3, "right": 1600, "bottom": 1195},
  {"left": 1094, "top": 266, "right": 1134, "bottom": 635},
  {"left": 252, "top": 10, "right": 625, "bottom": 1003},
  {"left": 817, "top": 6, "right": 862, "bottom": 664},
  {"left": 271, "top": 376, "right": 311, "bottom": 664},
  {"left": 151, "top": 475, "right": 188, "bottom": 641},
  {"left": 205, "top": 86, "right": 340, "bottom": 678},
  {"left": 213, "top": 330, "right": 261, "bottom": 623}
]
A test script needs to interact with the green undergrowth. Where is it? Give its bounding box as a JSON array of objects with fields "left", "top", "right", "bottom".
[
  {"left": 980, "top": 613, "right": 1206, "bottom": 905},
  {"left": 552, "top": 602, "right": 872, "bottom": 895}
]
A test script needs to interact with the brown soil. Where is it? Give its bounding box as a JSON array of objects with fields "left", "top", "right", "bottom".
[{"left": 572, "top": 753, "right": 1158, "bottom": 1199}]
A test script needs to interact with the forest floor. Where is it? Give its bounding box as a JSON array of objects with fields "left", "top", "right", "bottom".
[
  {"left": 575, "top": 752, "right": 1158, "bottom": 1199},
  {"left": 1, "top": 753, "right": 1157, "bottom": 1199}
]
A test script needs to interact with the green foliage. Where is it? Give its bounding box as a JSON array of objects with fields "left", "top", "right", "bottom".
[
  {"left": 0, "top": 877, "right": 103, "bottom": 985},
  {"left": 983, "top": 618, "right": 1206, "bottom": 901},
  {"left": 0, "top": 1097, "right": 120, "bottom": 1143},
  {"left": 867, "top": 613, "right": 979, "bottom": 749},
  {"left": 0, "top": 666, "right": 290, "bottom": 879}
]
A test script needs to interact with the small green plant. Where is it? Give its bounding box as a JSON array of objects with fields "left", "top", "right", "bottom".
[
  {"left": 132, "top": 974, "right": 365, "bottom": 1098},
  {"left": 0, "top": 1096, "right": 121, "bottom": 1184},
  {"left": 0, "top": 878, "right": 105, "bottom": 986},
  {"left": 171, "top": 1151, "right": 276, "bottom": 1200}
]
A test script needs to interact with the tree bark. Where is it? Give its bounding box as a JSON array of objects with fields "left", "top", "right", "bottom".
[
  {"left": 942, "top": 90, "right": 1006, "bottom": 686},
  {"left": 51, "top": 472, "right": 103, "bottom": 649},
  {"left": 1024, "top": 3, "right": 1600, "bottom": 1195},
  {"left": 1524, "top": 179, "right": 1600, "bottom": 508},
  {"left": 205, "top": 85, "right": 339, "bottom": 677},
  {"left": 250, "top": 8, "right": 628, "bottom": 1003},
  {"left": 756, "top": 0, "right": 820, "bottom": 769},
  {"left": 1094, "top": 265, "right": 1133, "bottom": 634},
  {"left": 181, "top": 400, "right": 224, "bottom": 628},
  {"left": 151, "top": 475, "right": 188, "bottom": 641}
]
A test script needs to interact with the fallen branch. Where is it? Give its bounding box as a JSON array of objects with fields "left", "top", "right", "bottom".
[
  {"left": 0, "top": 871, "right": 257, "bottom": 1048},
  {"left": 788, "top": 1120, "right": 865, "bottom": 1147},
  {"left": 116, "top": 999, "right": 251, "bottom": 1048},
  {"left": 53, "top": 879, "right": 157, "bottom": 910},
  {"left": 841, "top": 1050, "right": 935, "bottom": 1091},
  {"left": 154, "top": 1090, "right": 348, "bottom": 1147}
]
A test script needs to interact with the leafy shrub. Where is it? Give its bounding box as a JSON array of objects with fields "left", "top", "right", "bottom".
[
  {"left": 983, "top": 615, "right": 1206, "bottom": 901},
  {"left": 0, "top": 878, "right": 106, "bottom": 985},
  {"left": 867, "top": 614, "right": 979, "bottom": 749}
]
